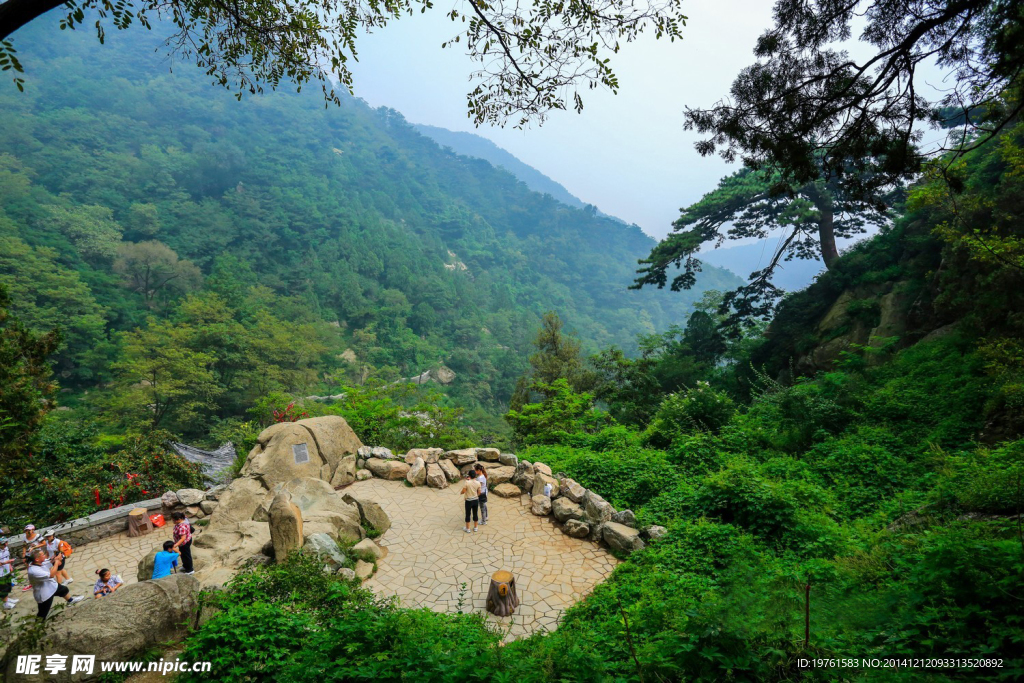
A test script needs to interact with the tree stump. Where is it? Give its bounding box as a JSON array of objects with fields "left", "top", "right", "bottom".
[
  {"left": 485, "top": 570, "right": 519, "bottom": 617},
  {"left": 127, "top": 508, "right": 154, "bottom": 537}
]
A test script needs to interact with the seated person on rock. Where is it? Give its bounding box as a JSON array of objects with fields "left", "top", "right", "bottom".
[
  {"left": 151, "top": 541, "right": 180, "bottom": 580},
  {"left": 93, "top": 568, "right": 123, "bottom": 598}
]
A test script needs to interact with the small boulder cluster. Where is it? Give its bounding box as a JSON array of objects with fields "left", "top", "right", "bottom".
[
  {"left": 159, "top": 486, "right": 224, "bottom": 521},
  {"left": 512, "top": 460, "right": 665, "bottom": 554},
  {"left": 357, "top": 446, "right": 520, "bottom": 490}
]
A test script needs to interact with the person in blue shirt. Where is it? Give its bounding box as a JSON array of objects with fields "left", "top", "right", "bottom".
[{"left": 151, "top": 541, "right": 180, "bottom": 580}]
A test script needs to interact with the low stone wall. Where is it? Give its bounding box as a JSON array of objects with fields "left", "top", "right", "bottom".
[
  {"left": 8, "top": 485, "right": 224, "bottom": 555},
  {"left": 7, "top": 498, "right": 164, "bottom": 554}
]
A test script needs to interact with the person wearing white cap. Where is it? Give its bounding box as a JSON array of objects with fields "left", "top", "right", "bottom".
[
  {"left": 26, "top": 548, "right": 83, "bottom": 618},
  {"left": 0, "top": 537, "right": 19, "bottom": 609},
  {"left": 20, "top": 524, "right": 45, "bottom": 592},
  {"left": 43, "top": 530, "right": 72, "bottom": 586}
]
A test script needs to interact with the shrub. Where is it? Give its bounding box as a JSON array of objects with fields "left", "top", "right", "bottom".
[{"left": 644, "top": 382, "right": 736, "bottom": 447}]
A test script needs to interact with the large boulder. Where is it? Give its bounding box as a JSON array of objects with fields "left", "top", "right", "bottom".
[
  {"left": 280, "top": 477, "right": 363, "bottom": 543},
  {"left": 366, "top": 458, "right": 409, "bottom": 480},
  {"left": 611, "top": 509, "right": 637, "bottom": 528},
  {"left": 477, "top": 448, "right": 501, "bottom": 462},
  {"left": 209, "top": 476, "right": 269, "bottom": 527},
  {"left": 4, "top": 574, "right": 201, "bottom": 682},
  {"left": 446, "top": 448, "right": 478, "bottom": 467},
  {"left": 531, "top": 495, "right": 552, "bottom": 516},
  {"left": 486, "top": 466, "right": 516, "bottom": 486},
  {"left": 438, "top": 459, "right": 461, "bottom": 483},
  {"left": 176, "top": 488, "right": 205, "bottom": 506},
  {"left": 304, "top": 533, "right": 348, "bottom": 571},
  {"left": 300, "top": 415, "right": 364, "bottom": 480},
  {"left": 491, "top": 483, "right": 522, "bottom": 498},
  {"left": 160, "top": 490, "right": 179, "bottom": 508},
  {"left": 241, "top": 422, "right": 327, "bottom": 487},
  {"left": 644, "top": 525, "right": 668, "bottom": 541},
  {"left": 329, "top": 454, "right": 357, "bottom": 488},
  {"left": 194, "top": 521, "right": 272, "bottom": 571},
  {"left": 531, "top": 473, "right": 561, "bottom": 499},
  {"left": 242, "top": 416, "right": 362, "bottom": 488},
  {"left": 533, "top": 462, "right": 553, "bottom": 476},
  {"left": 584, "top": 490, "right": 614, "bottom": 526},
  {"left": 560, "top": 478, "right": 587, "bottom": 504},
  {"left": 342, "top": 493, "right": 392, "bottom": 535},
  {"left": 563, "top": 519, "right": 590, "bottom": 538},
  {"left": 406, "top": 457, "right": 427, "bottom": 486},
  {"left": 268, "top": 491, "right": 304, "bottom": 562},
  {"left": 499, "top": 452, "right": 519, "bottom": 467},
  {"left": 406, "top": 448, "right": 443, "bottom": 464},
  {"left": 354, "top": 559, "right": 374, "bottom": 580},
  {"left": 511, "top": 461, "right": 535, "bottom": 491},
  {"left": 552, "top": 497, "right": 585, "bottom": 523},
  {"left": 356, "top": 469, "right": 372, "bottom": 481},
  {"left": 426, "top": 463, "right": 448, "bottom": 489},
  {"left": 603, "top": 522, "right": 646, "bottom": 553},
  {"left": 351, "top": 538, "right": 384, "bottom": 562}
]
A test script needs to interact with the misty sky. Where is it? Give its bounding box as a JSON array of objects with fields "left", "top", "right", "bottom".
[{"left": 347, "top": 1, "right": 777, "bottom": 240}]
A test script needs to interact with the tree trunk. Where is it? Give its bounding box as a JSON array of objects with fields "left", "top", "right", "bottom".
[
  {"left": 0, "top": 0, "right": 66, "bottom": 41},
  {"left": 817, "top": 205, "right": 840, "bottom": 269},
  {"left": 805, "top": 183, "right": 840, "bottom": 270}
]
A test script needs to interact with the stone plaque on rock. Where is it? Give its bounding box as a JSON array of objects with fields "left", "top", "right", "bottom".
[{"left": 292, "top": 443, "right": 310, "bottom": 464}]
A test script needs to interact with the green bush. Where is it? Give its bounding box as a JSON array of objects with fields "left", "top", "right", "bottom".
[
  {"left": 938, "top": 440, "right": 1024, "bottom": 514},
  {"left": 525, "top": 444, "right": 682, "bottom": 511},
  {"left": 644, "top": 382, "right": 736, "bottom": 447},
  {"left": 180, "top": 554, "right": 503, "bottom": 683}
]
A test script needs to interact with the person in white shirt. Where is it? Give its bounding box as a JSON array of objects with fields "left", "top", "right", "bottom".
[
  {"left": 20, "top": 524, "right": 46, "bottom": 593},
  {"left": 43, "top": 530, "right": 72, "bottom": 586},
  {"left": 26, "top": 549, "right": 83, "bottom": 619},
  {"left": 0, "top": 537, "right": 18, "bottom": 609}
]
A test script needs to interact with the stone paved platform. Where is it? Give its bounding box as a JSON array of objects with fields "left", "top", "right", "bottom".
[{"left": 355, "top": 478, "right": 618, "bottom": 638}]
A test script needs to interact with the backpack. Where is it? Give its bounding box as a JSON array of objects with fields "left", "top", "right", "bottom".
[{"left": 58, "top": 540, "right": 73, "bottom": 556}]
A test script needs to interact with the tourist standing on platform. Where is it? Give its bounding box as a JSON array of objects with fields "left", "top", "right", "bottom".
[
  {"left": 460, "top": 471, "right": 481, "bottom": 533},
  {"left": 43, "top": 530, "right": 73, "bottom": 586},
  {"left": 170, "top": 511, "right": 194, "bottom": 574},
  {"left": 0, "top": 537, "right": 18, "bottom": 609},
  {"left": 20, "top": 524, "right": 45, "bottom": 592},
  {"left": 474, "top": 463, "right": 489, "bottom": 526},
  {"left": 27, "top": 549, "right": 83, "bottom": 619}
]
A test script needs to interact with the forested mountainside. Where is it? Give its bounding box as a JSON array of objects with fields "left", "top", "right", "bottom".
[
  {"left": 413, "top": 124, "right": 614, "bottom": 217},
  {"left": 0, "top": 24, "right": 738, "bottom": 415}
]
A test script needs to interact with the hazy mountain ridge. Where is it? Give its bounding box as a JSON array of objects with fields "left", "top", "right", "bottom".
[{"left": 413, "top": 124, "right": 625, "bottom": 223}]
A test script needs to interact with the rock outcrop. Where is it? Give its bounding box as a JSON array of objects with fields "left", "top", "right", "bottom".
[
  {"left": 563, "top": 519, "right": 590, "bottom": 538},
  {"left": 241, "top": 416, "right": 362, "bottom": 488},
  {"left": 602, "top": 522, "right": 645, "bottom": 553},
  {"left": 425, "top": 463, "right": 448, "bottom": 489},
  {"left": 268, "top": 491, "right": 304, "bottom": 562},
  {"left": 342, "top": 493, "right": 392, "bottom": 535},
  {"left": 406, "top": 457, "right": 427, "bottom": 486},
  {"left": 552, "top": 497, "right": 584, "bottom": 523},
  {"left": 531, "top": 495, "right": 552, "bottom": 516},
  {"left": 4, "top": 574, "right": 201, "bottom": 682},
  {"left": 491, "top": 483, "right": 522, "bottom": 498}
]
